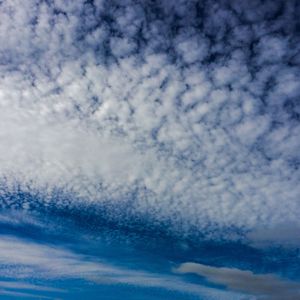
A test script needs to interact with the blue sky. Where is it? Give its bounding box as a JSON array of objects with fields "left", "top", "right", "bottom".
[{"left": 0, "top": 0, "right": 299, "bottom": 299}]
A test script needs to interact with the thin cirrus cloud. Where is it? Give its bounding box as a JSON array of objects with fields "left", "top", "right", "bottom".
[
  {"left": 0, "top": 290, "right": 60, "bottom": 300},
  {"left": 0, "top": 0, "right": 299, "bottom": 244},
  {"left": 0, "top": 235, "right": 243, "bottom": 300},
  {"left": 0, "top": 281, "right": 64, "bottom": 300}
]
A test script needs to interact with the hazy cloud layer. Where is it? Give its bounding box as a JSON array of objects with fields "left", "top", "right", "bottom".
[{"left": 0, "top": 0, "right": 299, "bottom": 242}]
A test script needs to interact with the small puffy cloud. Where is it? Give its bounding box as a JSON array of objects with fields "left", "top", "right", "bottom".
[
  {"left": 176, "top": 35, "right": 209, "bottom": 64},
  {"left": 110, "top": 37, "right": 137, "bottom": 58}
]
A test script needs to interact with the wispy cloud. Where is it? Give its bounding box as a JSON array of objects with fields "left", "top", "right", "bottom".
[
  {"left": 0, "top": 289, "right": 60, "bottom": 299},
  {"left": 0, "top": 279, "right": 63, "bottom": 299},
  {"left": 0, "top": 281, "right": 64, "bottom": 293},
  {"left": 175, "top": 262, "right": 300, "bottom": 299},
  {"left": 0, "top": 235, "right": 242, "bottom": 299}
]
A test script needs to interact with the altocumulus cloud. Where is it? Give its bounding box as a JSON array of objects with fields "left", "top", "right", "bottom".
[{"left": 0, "top": 0, "right": 299, "bottom": 244}]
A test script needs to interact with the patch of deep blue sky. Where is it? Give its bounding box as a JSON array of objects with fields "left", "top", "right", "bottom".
[{"left": 0, "top": 0, "right": 299, "bottom": 299}]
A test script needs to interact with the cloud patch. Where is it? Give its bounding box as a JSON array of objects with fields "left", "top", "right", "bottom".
[{"left": 175, "top": 262, "right": 300, "bottom": 299}]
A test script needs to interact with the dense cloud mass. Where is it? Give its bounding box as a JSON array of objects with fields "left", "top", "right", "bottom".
[{"left": 0, "top": 0, "right": 299, "bottom": 243}]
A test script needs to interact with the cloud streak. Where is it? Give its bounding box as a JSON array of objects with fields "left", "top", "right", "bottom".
[
  {"left": 0, "top": 235, "right": 242, "bottom": 299},
  {"left": 175, "top": 262, "right": 300, "bottom": 299},
  {"left": 0, "top": 281, "right": 64, "bottom": 300}
]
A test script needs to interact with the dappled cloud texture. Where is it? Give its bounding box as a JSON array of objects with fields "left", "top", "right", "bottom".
[{"left": 0, "top": 0, "right": 299, "bottom": 241}]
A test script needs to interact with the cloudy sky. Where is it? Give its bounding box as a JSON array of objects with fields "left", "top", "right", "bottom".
[{"left": 0, "top": 0, "right": 299, "bottom": 299}]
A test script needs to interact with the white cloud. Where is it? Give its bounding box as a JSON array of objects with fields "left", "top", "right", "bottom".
[
  {"left": 175, "top": 262, "right": 300, "bottom": 300},
  {"left": 0, "top": 281, "right": 64, "bottom": 293},
  {"left": 0, "top": 0, "right": 299, "bottom": 246},
  {"left": 0, "top": 289, "right": 59, "bottom": 299},
  {"left": 0, "top": 235, "right": 240, "bottom": 299},
  {"left": 247, "top": 222, "right": 300, "bottom": 247}
]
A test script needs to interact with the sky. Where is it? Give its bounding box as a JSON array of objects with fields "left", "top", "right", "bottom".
[{"left": 0, "top": 0, "right": 299, "bottom": 299}]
